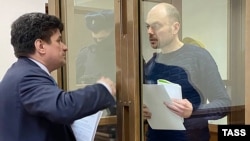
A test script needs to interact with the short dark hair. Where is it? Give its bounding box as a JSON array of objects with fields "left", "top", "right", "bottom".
[
  {"left": 10, "top": 12, "right": 64, "bottom": 58},
  {"left": 85, "top": 10, "right": 114, "bottom": 33}
]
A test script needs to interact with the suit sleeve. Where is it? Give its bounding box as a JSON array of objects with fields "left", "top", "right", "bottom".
[{"left": 19, "top": 73, "right": 115, "bottom": 124}]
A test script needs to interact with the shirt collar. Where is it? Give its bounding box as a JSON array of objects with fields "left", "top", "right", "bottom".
[{"left": 28, "top": 58, "right": 50, "bottom": 75}]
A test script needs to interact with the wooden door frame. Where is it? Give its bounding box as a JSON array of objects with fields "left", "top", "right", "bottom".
[
  {"left": 227, "top": 0, "right": 249, "bottom": 125},
  {"left": 115, "top": 0, "right": 141, "bottom": 140},
  {"left": 244, "top": 0, "right": 250, "bottom": 124}
]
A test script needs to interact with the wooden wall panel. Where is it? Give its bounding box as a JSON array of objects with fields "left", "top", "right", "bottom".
[{"left": 245, "top": 0, "right": 250, "bottom": 124}]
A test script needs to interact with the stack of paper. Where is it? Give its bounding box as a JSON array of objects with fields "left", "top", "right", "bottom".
[
  {"left": 71, "top": 111, "right": 103, "bottom": 141},
  {"left": 143, "top": 80, "right": 185, "bottom": 130}
]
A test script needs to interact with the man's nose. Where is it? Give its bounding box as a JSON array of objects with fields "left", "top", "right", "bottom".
[
  {"left": 62, "top": 43, "right": 68, "bottom": 51},
  {"left": 147, "top": 27, "right": 155, "bottom": 34}
]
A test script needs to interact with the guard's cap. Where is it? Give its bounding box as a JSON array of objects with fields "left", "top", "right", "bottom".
[{"left": 85, "top": 10, "right": 114, "bottom": 33}]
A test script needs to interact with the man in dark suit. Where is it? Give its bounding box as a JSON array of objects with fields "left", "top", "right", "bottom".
[{"left": 0, "top": 12, "right": 116, "bottom": 141}]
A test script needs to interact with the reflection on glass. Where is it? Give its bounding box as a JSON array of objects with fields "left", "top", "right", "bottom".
[
  {"left": 75, "top": 9, "right": 116, "bottom": 120},
  {"left": 69, "top": 0, "right": 116, "bottom": 140},
  {"left": 75, "top": 10, "right": 116, "bottom": 85}
]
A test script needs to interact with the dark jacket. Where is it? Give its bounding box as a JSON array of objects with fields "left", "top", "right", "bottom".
[
  {"left": 0, "top": 57, "right": 115, "bottom": 141},
  {"left": 76, "top": 33, "right": 115, "bottom": 84}
]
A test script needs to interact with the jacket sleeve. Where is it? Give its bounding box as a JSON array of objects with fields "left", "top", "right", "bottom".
[{"left": 19, "top": 72, "right": 115, "bottom": 124}]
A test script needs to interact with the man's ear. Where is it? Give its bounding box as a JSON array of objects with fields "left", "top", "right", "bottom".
[
  {"left": 34, "top": 39, "right": 46, "bottom": 54},
  {"left": 172, "top": 22, "right": 180, "bottom": 35}
]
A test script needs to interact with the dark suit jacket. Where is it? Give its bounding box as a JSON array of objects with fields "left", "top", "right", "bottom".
[{"left": 0, "top": 57, "right": 116, "bottom": 141}]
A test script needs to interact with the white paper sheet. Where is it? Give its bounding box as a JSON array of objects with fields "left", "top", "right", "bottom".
[
  {"left": 71, "top": 111, "right": 103, "bottom": 141},
  {"left": 143, "top": 84, "right": 186, "bottom": 130}
]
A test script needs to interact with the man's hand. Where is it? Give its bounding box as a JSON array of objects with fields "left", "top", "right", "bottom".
[
  {"left": 164, "top": 99, "right": 193, "bottom": 118},
  {"left": 97, "top": 77, "right": 116, "bottom": 97}
]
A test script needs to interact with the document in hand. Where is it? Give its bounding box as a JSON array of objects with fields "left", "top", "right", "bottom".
[
  {"left": 157, "top": 79, "right": 182, "bottom": 99},
  {"left": 71, "top": 111, "right": 103, "bottom": 141},
  {"left": 143, "top": 83, "right": 186, "bottom": 130}
]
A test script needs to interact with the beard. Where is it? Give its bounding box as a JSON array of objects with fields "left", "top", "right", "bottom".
[{"left": 149, "top": 36, "right": 159, "bottom": 49}]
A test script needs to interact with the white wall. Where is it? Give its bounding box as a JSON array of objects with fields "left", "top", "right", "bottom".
[
  {"left": 0, "top": 0, "right": 48, "bottom": 80},
  {"left": 182, "top": 0, "right": 228, "bottom": 79}
]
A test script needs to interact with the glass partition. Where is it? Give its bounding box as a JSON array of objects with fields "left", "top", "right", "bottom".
[
  {"left": 57, "top": 0, "right": 248, "bottom": 140},
  {"left": 140, "top": 0, "right": 245, "bottom": 141},
  {"left": 65, "top": 0, "right": 117, "bottom": 140}
]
